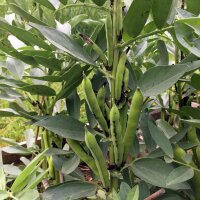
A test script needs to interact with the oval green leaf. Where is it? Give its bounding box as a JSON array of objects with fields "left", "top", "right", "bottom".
[
  {"left": 132, "top": 158, "right": 173, "bottom": 188},
  {"left": 152, "top": 0, "right": 173, "bottom": 29},
  {"left": 43, "top": 181, "right": 97, "bottom": 200},
  {"left": 20, "top": 85, "right": 56, "bottom": 96},
  {"left": 138, "top": 64, "right": 189, "bottom": 97},
  {"left": 124, "top": 0, "right": 153, "bottom": 38},
  {"left": 34, "top": 115, "right": 85, "bottom": 141},
  {"left": 148, "top": 120, "right": 173, "bottom": 158},
  {"left": 29, "top": 23, "right": 96, "bottom": 66},
  {"left": 166, "top": 166, "right": 194, "bottom": 186}
]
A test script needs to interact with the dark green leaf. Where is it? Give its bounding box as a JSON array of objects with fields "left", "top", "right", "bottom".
[
  {"left": 34, "top": 0, "right": 55, "bottom": 10},
  {"left": 132, "top": 158, "right": 190, "bottom": 190},
  {"left": 20, "top": 85, "right": 56, "bottom": 96},
  {"left": 166, "top": 166, "right": 194, "bottom": 186},
  {"left": 34, "top": 56, "right": 62, "bottom": 71},
  {"left": 175, "top": 19, "right": 200, "bottom": 57},
  {"left": 91, "top": 0, "right": 106, "bottom": 6},
  {"left": 132, "top": 158, "right": 173, "bottom": 188},
  {"left": 157, "top": 40, "right": 169, "bottom": 65},
  {"left": 191, "top": 73, "right": 200, "bottom": 90},
  {"left": 43, "top": 181, "right": 97, "bottom": 200},
  {"left": 0, "top": 108, "right": 19, "bottom": 117},
  {"left": 140, "top": 113, "right": 156, "bottom": 151},
  {"left": 156, "top": 119, "right": 177, "bottom": 139},
  {"left": 62, "top": 155, "right": 80, "bottom": 175},
  {"left": 124, "top": 0, "right": 153, "bottom": 38},
  {"left": 66, "top": 90, "right": 80, "bottom": 119},
  {"left": 25, "top": 75, "right": 62, "bottom": 82},
  {"left": 9, "top": 3, "right": 46, "bottom": 25},
  {"left": 186, "top": 0, "right": 200, "bottom": 15},
  {"left": 148, "top": 120, "right": 173, "bottom": 157},
  {"left": 0, "top": 18, "right": 51, "bottom": 50},
  {"left": 30, "top": 23, "right": 96, "bottom": 66},
  {"left": 34, "top": 115, "right": 85, "bottom": 141},
  {"left": 181, "top": 106, "right": 200, "bottom": 118},
  {"left": 152, "top": 0, "right": 173, "bottom": 29},
  {"left": 139, "top": 64, "right": 189, "bottom": 97}
]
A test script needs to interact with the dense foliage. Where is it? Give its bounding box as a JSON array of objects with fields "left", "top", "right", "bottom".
[{"left": 0, "top": 0, "right": 200, "bottom": 199}]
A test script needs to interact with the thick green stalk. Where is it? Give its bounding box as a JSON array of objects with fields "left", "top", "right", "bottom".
[{"left": 109, "top": 0, "right": 123, "bottom": 190}]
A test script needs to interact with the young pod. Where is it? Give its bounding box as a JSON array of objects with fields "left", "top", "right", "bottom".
[
  {"left": 97, "top": 86, "right": 106, "bottom": 115},
  {"left": 115, "top": 52, "right": 127, "bottom": 101},
  {"left": 123, "top": 68, "right": 129, "bottom": 92},
  {"left": 187, "top": 127, "right": 200, "bottom": 165},
  {"left": 82, "top": 77, "right": 109, "bottom": 133},
  {"left": 123, "top": 88, "right": 143, "bottom": 161},
  {"left": 120, "top": 104, "right": 128, "bottom": 138},
  {"left": 85, "top": 132, "right": 110, "bottom": 189},
  {"left": 67, "top": 139, "right": 99, "bottom": 177},
  {"left": 105, "top": 103, "right": 110, "bottom": 123},
  {"left": 106, "top": 14, "right": 114, "bottom": 67},
  {"left": 116, "top": 0, "right": 123, "bottom": 36},
  {"left": 110, "top": 105, "right": 124, "bottom": 167},
  {"left": 174, "top": 144, "right": 200, "bottom": 200},
  {"left": 80, "top": 34, "right": 107, "bottom": 65}
]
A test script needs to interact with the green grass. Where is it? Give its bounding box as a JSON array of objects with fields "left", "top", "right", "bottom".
[{"left": 0, "top": 100, "right": 26, "bottom": 146}]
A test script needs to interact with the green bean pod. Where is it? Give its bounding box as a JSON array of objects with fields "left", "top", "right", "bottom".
[
  {"left": 97, "top": 86, "right": 106, "bottom": 115},
  {"left": 123, "top": 68, "right": 129, "bottom": 92},
  {"left": 174, "top": 144, "right": 200, "bottom": 200},
  {"left": 105, "top": 103, "right": 110, "bottom": 122},
  {"left": 110, "top": 105, "right": 124, "bottom": 167},
  {"left": 120, "top": 104, "right": 128, "bottom": 138},
  {"left": 106, "top": 14, "right": 114, "bottom": 67},
  {"left": 85, "top": 132, "right": 110, "bottom": 189},
  {"left": 116, "top": 0, "right": 123, "bottom": 35},
  {"left": 123, "top": 88, "right": 143, "bottom": 161},
  {"left": 67, "top": 139, "right": 99, "bottom": 177},
  {"left": 115, "top": 52, "right": 127, "bottom": 101},
  {"left": 92, "top": 42, "right": 107, "bottom": 65},
  {"left": 82, "top": 77, "right": 109, "bottom": 133},
  {"left": 187, "top": 127, "right": 200, "bottom": 165}
]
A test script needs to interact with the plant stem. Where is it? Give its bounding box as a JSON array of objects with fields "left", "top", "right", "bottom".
[
  {"left": 118, "top": 26, "right": 174, "bottom": 48},
  {"left": 144, "top": 188, "right": 165, "bottom": 200},
  {"left": 109, "top": 0, "right": 123, "bottom": 191},
  {"left": 173, "top": 159, "right": 200, "bottom": 173}
]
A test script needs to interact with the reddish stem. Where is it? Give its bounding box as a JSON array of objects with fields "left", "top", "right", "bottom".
[{"left": 144, "top": 188, "right": 165, "bottom": 200}]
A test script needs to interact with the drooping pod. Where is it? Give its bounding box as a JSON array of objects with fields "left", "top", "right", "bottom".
[
  {"left": 110, "top": 104, "right": 124, "bottom": 167},
  {"left": 80, "top": 33, "right": 107, "bottom": 65},
  {"left": 97, "top": 86, "right": 106, "bottom": 115},
  {"left": 67, "top": 139, "right": 99, "bottom": 176},
  {"left": 105, "top": 103, "right": 110, "bottom": 122},
  {"left": 82, "top": 76, "right": 109, "bottom": 134},
  {"left": 123, "top": 88, "right": 143, "bottom": 161},
  {"left": 106, "top": 14, "right": 114, "bottom": 67},
  {"left": 174, "top": 144, "right": 200, "bottom": 200},
  {"left": 119, "top": 104, "right": 128, "bottom": 138},
  {"left": 123, "top": 68, "right": 129, "bottom": 92},
  {"left": 115, "top": 52, "right": 127, "bottom": 101},
  {"left": 85, "top": 132, "right": 110, "bottom": 189},
  {"left": 187, "top": 127, "right": 200, "bottom": 164}
]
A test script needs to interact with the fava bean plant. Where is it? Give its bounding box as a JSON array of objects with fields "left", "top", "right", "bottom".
[{"left": 1, "top": 0, "right": 200, "bottom": 199}]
